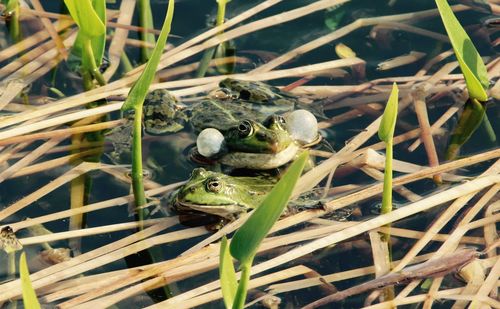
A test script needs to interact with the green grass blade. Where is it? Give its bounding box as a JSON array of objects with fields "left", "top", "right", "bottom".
[
  {"left": 435, "top": 0, "right": 489, "bottom": 101},
  {"left": 64, "top": 0, "right": 105, "bottom": 38},
  {"left": 5, "top": 0, "right": 21, "bottom": 42},
  {"left": 138, "top": 0, "right": 156, "bottom": 62},
  {"left": 66, "top": 0, "right": 106, "bottom": 77},
  {"left": 230, "top": 151, "right": 308, "bottom": 265},
  {"left": 378, "top": 83, "right": 399, "bottom": 142},
  {"left": 90, "top": 0, "right": 106, "bottom": 66},
  {"left": 219, "top": 236, "right": 237, "bottom": 309},
  {"left": 19, "top": 252, "right": 41, "bottom": 309},
  {"left": 121, "top": 0, "right": 175, "bottom": 112}
]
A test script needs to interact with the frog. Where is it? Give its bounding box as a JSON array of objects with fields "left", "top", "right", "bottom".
[
  {"left": 171, "top": 168, "right": 276, "bottom": 221},
  {"left": 169, "top": 168, "right": 353, "bottom": 225},
  {"left": 107, "top": 78, "right": 321, "bottom": 170},
  {"left": 142, "top": 89, "right": 187, "bottom": 135},
  {"left": 189, "top": 79, "right": 322, "bottom": 169},
  {"left": 106, "top": 89, "right": 187, "bottom": 162},
  {"left": 188, "top": 78, "right": 321, "bottom": 133},
  {"left": 196, "top": 114, "right": 304, "bottom": 170}
]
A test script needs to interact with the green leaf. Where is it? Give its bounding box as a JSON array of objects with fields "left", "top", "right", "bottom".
[
  {"left": 67, "top": 0, "right": 106, "bottom": 67},
  {"left": 215, "top": 40, "right": 236, "bottom": 75},
  {"left": 230, "top": 151, "right": 309, "bottom": 265},
  {"left": 219, "top": 236, "right": 237, "bottom": 309},
  {"left": 64, "top": 0, "right": 105, "bottom": 38},
  {"left": 90, "top": 0, "right": 106, "bottom": 66},
  {"left": 20, "top": 252, "right": 41, "bottom": 309},
  {"left": 378, "top": 83, "right": 399, "bottom": 142},
  {"left": 121, "top": 0, "right": 175, "bottom": 112},
  {"left": 435, "top": 0, "right": 489, "bottom": 101},
  {"left": 445, "top": 98, "right": 486, "bottom": 160},
  {"left": 138, "top": 0, "right": 156, "bottom": 62}
]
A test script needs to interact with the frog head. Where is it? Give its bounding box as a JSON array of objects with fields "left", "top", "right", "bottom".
[
  {"left": 223, "top": 116, "right": 292, "bottom": 154},
  {"left": 173, "top": 168, "right": 268, "bottom": 219}
]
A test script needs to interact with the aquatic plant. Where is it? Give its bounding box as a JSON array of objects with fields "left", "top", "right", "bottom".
[
  {"left": 220, "top": 151, "right": 308, "bottom": 309},
  {"left": 378, "top": 83, "right": 399, "bottom": 218},
  {"left": 196, "top": 0, "right": 234, "bottom": 77},
  {"left": 64, "top": 0, "right": 106, "bottom": 86},
  {"left": 434, "top": 0, "right": 493, "bottom": 160},
  {"left": 20, "top": 252, "right": 41, "bottom": 309},
  {"left": 121, "top": 0, "right": 175, "bottom": 223}
]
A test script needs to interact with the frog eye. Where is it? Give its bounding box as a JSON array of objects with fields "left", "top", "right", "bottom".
[
  {"left": 238, "top": 120, "right": 253, "bottom": 137},
  {"left": 206, "top": 178, "right": 222, "bottom": 193}
]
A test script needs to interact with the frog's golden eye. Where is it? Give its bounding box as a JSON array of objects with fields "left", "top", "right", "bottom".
[
  {"left": 238, "top": 120, "right": 253, "bottom": 137},
  {"left": 206, "top": 178, "right": 222, "bottom": 193}
]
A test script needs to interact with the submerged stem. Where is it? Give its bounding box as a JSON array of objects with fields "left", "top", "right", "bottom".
[
  {"left": 132, "top": 106, "right": 147, "bottom": 228},
  {"left": 232, "top": 262, "right": 252, "bottom": 309},
  {"left": 83, "top": 39, "right": 106, "bottom": 86}
]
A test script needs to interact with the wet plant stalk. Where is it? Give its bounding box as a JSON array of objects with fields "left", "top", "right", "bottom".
[
  {"left": 195, "top": 0, "right": 230, "bottom": 77},
  {"left": 83, "top": 39, "right": 106, "bottom": 86},
  {"left": 381, "top": 139, "right": 393, "bottom": 217},
  {"left": 232, "top": 262, "right": 251, "bottom": 309},
  {"left": 5, "top": 0, "right": 21, "bottom": 42},
  {"left": 138, "top": 0, "right": 155, "bottom": 62},
  {"left": 132, "top": 106, "right": 147, "bottom": 228}
]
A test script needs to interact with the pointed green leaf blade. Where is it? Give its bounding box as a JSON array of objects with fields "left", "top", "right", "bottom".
[
  {"left": 90, "top": 0, "right": 106, "bottom": 66},
  {"left": 64, "top": 0, "right": 105, "bottom": 38},
  {"left": 435, "top": 0, "right": 489, "bottom": 101},
  {"left": 20, "top": 252, "right": 41, "bottom": 309},
  {"left": 138, "top": 0, "right": 156, "bottom": 62},
  {"left": 378, "top": 83, "right": 399, "bottom": 142},
  {"left": 121, "top": 0, "right": 175, "bottom": 112},
  {"left": 230, "top": 151, "right": 309, "bottom": 265},
  {"left": 219, "top": 236, "right": 237, "bottom": 309}
]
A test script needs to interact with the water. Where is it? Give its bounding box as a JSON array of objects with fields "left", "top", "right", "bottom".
[{"left": 0, "top": 0, "right": 498, "bottom": 308}]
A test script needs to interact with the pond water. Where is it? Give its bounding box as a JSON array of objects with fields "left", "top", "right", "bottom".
[{"left": 0, "top": 0, "right": 498, "bottom": 308}]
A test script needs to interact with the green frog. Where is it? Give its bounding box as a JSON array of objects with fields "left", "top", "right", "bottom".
[
  {"left": 108, "top": 79, "right": 320, "bottom": 170},
  {"left": 106, "top": 89, "right": 186, "bottom": 162},
  {"left": 137, "top": 78, "right": 320, "bottom": 135},
  {"left": 196, "top": 114, "right": 303, "bottom": 170},
  {"left": 190, "top": 79, "right": 321, "bottom": 169},
  {"left": 170, "top": 168, "right": 353, "bottom": 224},
  {"left": 171, "top": 168, "right": 275, "bottom": 221}
]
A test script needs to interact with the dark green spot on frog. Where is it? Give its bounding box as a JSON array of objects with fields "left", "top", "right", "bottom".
[{"left": 143, "top": 89, "right": 187, "bottom": 135}]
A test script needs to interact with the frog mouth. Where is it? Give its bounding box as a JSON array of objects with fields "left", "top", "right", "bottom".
[
  {"left": 220, "top": 143, "right": 299, "bottom": 170},
  {"left": 175, "top": 201, "right": 247, "bottom": 219}
]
